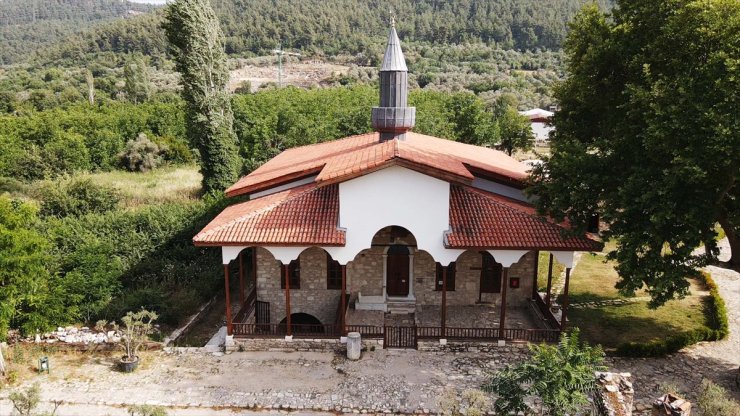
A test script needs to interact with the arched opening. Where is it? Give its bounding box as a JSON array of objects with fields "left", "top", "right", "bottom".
[{"left": 279, "top": 313, "right": 323, "bottom": 334}]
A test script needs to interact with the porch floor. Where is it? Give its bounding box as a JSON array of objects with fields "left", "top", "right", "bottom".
[
  {"left": 345, "top": 303, "right": 543, "bottom": 330},
  {"left": 416, "top": 304, "right": 541, "bottom": 329}
]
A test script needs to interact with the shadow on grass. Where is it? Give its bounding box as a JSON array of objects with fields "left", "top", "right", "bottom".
[{"left": 569, "top": 299, "right": 708, "bottom": 349}]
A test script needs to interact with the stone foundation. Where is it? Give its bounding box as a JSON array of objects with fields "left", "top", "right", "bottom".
[
  {"left": 592, "top": 372, "right": 634, "bottom": 416},
  {"left": 229, "top": 337, "right": 384, "bottom": 353},
  {"left": 417, "top": 340, "right": 530, "bottom": 353}
]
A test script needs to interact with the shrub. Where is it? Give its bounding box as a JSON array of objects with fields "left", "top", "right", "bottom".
[
  {"left": 119, "top": 133, "right": 166, "bottom": 172},
  {"left": 697, "top": 379, "right": 740, "bottom": 415},
  {"left": 42, "top": 132, "right": 91, "bottom": 175},
  {"left": 38, "top": 177, "right": 120, "bottom": 218},
  {"left": 616, "top": 271, "right": 729, "bottom": 357},
  {"left": 128, "top": 405, "right": 168, "bottom": 416}
]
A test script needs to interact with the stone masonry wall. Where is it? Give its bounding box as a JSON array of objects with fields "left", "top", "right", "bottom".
[
  {"left": 256, "top": 247, "right": 340, "bottom": 326},
  {"left": 230, "top": 337, "right": 383, "bottom": 353},
  {"left": 414, "top": 250, "right": 537, "bottom": 308}
]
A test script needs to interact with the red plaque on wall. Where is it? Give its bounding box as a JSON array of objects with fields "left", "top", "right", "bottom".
[{"left": 509, "top": 277, "right": 520, "bottom": 289}]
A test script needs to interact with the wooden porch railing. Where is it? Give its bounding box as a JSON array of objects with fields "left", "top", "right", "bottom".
[
  {"left": 233, "top": 323, "right": 560, "bottom": 344},
  {"left": 534, "top": 292, "right": 561, "bottom": 329},
  {"left": 234, "top": 286, "right": 257, "bottom": 323}
]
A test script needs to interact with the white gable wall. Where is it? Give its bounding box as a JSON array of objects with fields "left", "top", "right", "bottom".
[{"left": 327, "top": 165, "right": 463, "bottom": 265}]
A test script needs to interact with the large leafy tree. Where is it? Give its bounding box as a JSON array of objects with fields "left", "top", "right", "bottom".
[
  {"left": 163, "top": 0, "right": 240, "bottom": 194},
  {"left": 530, "top": 0, "right": 740, "bottom": 306}
]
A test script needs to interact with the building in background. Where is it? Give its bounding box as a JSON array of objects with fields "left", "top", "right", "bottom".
[{"left": 520, "top": 108, "right": 554, "bottom": 145}]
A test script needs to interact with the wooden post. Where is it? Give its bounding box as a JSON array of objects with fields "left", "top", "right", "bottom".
[
  {"left": 561, "top": 267, "right": 571, "bottom": 330},
  {"left": 532, "top": 251, "right": 540, "bottom": 300},
  {"left": 499, "top": 267, "right": 508, "bottom": 339},
  {"left": 341, "top": 264, "right": 347, "bottom": 335},
  {"left": 441, "top": 265, "right": 448, "bottom": 337},
  {"left": 283, "top": 264, "right": 292, "bottom": 336},
  {"left": 252, "top": 248, "right": 258, "bottom": 286},
  {"left": 224, "top": 264, "right": 233, "bottom": 335},
  {"left": 238, "top": 252, "right": 245, "bottom": 306},
  {"left": 545, "top": 253, "right": 554, "bottom": 307}
]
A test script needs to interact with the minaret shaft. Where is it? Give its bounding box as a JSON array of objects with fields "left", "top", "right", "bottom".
[{"left": 372, "top": 23, "right": 415, "bottom": 141}]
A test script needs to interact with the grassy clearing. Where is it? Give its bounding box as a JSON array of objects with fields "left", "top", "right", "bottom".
[
  {"left": 570, "top": 297, "right": 708, "bottom": 348},
  {"left": 564, "top": 252, "right": 711, "bottom": 349},
  {"left": 82, "top": 165, "right": 202, "bottom": 207}
]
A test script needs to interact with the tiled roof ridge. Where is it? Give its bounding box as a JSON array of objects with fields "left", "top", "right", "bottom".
[{"left": 195, "top": 184, "right": 322, "bottom": 241}]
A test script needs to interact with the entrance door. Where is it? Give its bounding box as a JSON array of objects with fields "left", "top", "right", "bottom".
[
  {"left": 479, "top": 252, "right": 502, "bottom": 297},
  {"left": 386, "top": 245, "right": 410, "bottom": 297}
]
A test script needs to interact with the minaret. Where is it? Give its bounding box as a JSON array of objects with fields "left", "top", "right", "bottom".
[{"left": 371, "top": 19, "right": 416, "bottom": 141}]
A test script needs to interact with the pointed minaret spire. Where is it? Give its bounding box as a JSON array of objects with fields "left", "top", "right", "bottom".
[{"left": 372, "top": 20, "right": 415, "bottom": 141}]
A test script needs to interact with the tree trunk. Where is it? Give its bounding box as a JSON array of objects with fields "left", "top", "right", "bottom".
[
  {"left": 718, "top": 215, "right": 740, "bottom": 272},
  {"left": 0, "top": 343, "right": 5, "bottom": 377}
]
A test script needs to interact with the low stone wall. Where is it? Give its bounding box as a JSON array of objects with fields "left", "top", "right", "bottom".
[
  {"left": 229, "top": 337, "right": 384, "bottom": 353},
  {"left": 417, "top": 340, "right": 530, "bottom": 353}
]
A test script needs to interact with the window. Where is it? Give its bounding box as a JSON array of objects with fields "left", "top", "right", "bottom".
[
  {"left": 435, "top": 262, "right": 456, "bottom": 291},
  {"left": 281, "top": 259, "right": 301, "bottom": 289},
  {"left": 479, "top": 252, "right": 502, "bottom": 293},
  {"left": 327, "top": 255, "right": 342, "bottom": 290}
]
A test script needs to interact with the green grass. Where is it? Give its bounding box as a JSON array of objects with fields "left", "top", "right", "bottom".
[
  {"left": 564, "top": 252, "right": 711, "bottom": 349},
  {"left": 570, "top": 297, "right": 709, "bottom": 348},
  {"left": 562, "top": 253, "right": 634, "bottom": 303},
  {"left": 537, "top": 251, "right": 565, "bottom": 291},
  {"left": 81, "top": 165, "right": 202, "bottom": 207}
]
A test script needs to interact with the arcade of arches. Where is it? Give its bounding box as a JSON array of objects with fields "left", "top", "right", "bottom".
[{"left": 222, "top": 226, "right": 572, "bottom": 343}]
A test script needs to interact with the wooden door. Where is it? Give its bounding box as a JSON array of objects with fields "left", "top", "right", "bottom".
[
  {"left": 386, "top": 245, "right": 410, "bottom": 297},
  {"left": 479, "top": 252, "right": 502, "bottom": 294}
]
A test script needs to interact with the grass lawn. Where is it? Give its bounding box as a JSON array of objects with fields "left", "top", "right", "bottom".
[
  {"left": 569, "top": 297, "right": 708, "bottom": 349},
  {"left": 564, "top": 252, "right": 711, "bottom": 349},
  {"left": 83, "top": 165, "right": 202, "bottom": 207},
  {"left": 537, "top": 251, "right": 565, "bottom": 292}
]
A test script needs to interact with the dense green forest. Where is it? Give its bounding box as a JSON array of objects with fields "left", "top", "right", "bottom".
[
  {"left": 3, "top": 0, "right": 611, "bottom": 65},
  {"left": 0, "top": 0, "right": 156, "bottom": 64}
]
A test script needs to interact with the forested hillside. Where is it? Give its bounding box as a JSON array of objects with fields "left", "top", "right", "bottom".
[
  {"left": 0, "top": 0, "right": 158, "bottom": 64},
  {"left": 13, "top": 0, "right": 612, "bottom": 65}
]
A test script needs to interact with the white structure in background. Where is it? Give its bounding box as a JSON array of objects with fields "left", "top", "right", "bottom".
[{"left": 520, "top": 108, "right": 555, "bottom": 145}]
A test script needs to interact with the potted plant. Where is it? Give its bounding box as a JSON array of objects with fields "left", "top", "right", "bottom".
[{"left": 112, "top": 309, "right": 158, "bottom": 372}]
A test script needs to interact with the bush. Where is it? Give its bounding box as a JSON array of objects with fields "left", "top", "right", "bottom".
[
  {"left": 38, "top": 177, "right": 120, "bottom": 218},
  {"left": 616, "top": 271, "right": 729, "bottom": 357},
  {"left": 697, "top": 379, "right": 740, "bottom": 415},
  {"left": 119, "top": 133, "right": 166, "bottom": 172}
]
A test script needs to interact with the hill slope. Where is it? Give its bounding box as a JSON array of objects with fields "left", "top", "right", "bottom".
[
  {"left": 0, "top": 0, "right": 159, "bottom": 64},
  {"left": 15, "top": 0, "right": 611, "bottom": 65}
]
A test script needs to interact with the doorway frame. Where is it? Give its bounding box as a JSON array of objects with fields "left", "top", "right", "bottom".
[{"left": 383, "top": 245, "right": 415, "bottom": 301}]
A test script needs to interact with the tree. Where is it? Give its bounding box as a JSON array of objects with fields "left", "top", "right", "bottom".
[
  {"left": 0, "top": 197, "right": 67, "bottom": 340},
  {"left": 163, "top": 0, "right": 240, "bottom": 194},
  {"left": 123, "top": 55, "right": 150, "bottom": 104},
  {"left": 497, "top": 106, "right": 534, "bottom": 156},
  {"left": 530, "top": 0, "right": 740, "bottom": 306},
  {"left": 483, "top": 329, "right": 605, "bottom": 415}
]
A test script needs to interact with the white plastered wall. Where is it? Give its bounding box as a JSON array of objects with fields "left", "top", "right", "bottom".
[{"left": 325, "top": 165, "right": 463, "bottom": 266}]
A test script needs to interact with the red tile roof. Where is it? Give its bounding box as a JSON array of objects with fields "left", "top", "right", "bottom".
[
  {"left": 194, "top": 181, "right": 598, "bottom": 251},
  {"left": 193, "top": 183, "right": 344, "bottom": 246},
  {"left": 225, "top": 132, "right": 529, "bottom": 197},
  {"left": 447, "top": 185, "right": 600, "bottom": 251}
]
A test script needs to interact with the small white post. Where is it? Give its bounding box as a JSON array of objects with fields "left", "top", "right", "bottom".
[
  {"left": 0, "top": 343, "right": 6, "bottom": 377},
  {"left": 346, "top": 332, "right": 361, "bottom": 360}
]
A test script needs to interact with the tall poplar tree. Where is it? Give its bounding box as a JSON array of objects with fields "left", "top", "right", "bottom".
[
  {"left": 163, "top": 0, "right": 240, "bottom": 194},
  {"left": 530, "top": 0, "right": 739, "bottom": 306}
]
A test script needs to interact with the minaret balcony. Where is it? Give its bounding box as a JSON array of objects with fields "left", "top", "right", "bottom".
[{"left": 371, "top": 107, "right": 416, "bottom": 130}]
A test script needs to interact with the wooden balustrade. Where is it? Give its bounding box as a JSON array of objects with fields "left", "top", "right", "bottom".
[{"left": 233, "top": 323, "right": 560, "bottom": 344}]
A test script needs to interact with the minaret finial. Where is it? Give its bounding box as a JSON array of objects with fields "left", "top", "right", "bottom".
[
  {"left": 390, "top": 9, "right": 396, "bottom": 28},
  {"left": 371, "top": 19, "right": 416, "bottom": 141}
]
